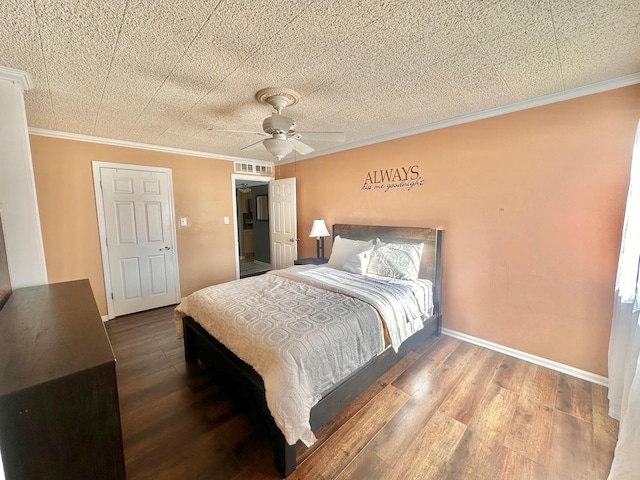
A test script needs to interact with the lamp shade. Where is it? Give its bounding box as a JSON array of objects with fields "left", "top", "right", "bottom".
[{"left": 309, "top": 219, "right": 330, "bottom": 238}]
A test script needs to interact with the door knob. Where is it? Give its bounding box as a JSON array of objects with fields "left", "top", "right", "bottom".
[
  {"left": 160, "top": 245, "right": 171, "bottom": 251},
  {"left": 289, "top": 238, "right": 300, "bottom": 242}
]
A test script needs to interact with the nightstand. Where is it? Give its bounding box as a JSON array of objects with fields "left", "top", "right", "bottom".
[{"left": 294, "top": 257, "right": 328, "bottom": 265}]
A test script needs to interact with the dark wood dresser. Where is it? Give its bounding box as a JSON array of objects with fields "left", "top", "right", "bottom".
[{"left": 0, "top": 280, "right": 126, "bottom": 479}]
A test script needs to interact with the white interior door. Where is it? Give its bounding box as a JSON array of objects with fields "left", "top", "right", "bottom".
[
  {"left": 270, "top": 177, "right": 297, "bottom": 269},
  {"left": 99, "top": 166, "right": 180, "bottom": 317}
]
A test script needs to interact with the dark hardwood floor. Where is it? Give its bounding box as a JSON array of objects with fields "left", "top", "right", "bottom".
[{"left": 105, "top": 306, "right": 618, "bottom": 479}]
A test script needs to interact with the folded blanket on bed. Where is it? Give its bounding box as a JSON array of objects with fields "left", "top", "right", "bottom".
[{"left": 276, "top": 266, "right": 432, "bottom": 351}]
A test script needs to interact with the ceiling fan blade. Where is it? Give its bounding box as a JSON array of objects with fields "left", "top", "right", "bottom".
[
  {"left": 295, "top": 131, "right": 346, "bottom": 142},
  {"left": 210, "top": 129, "right": 269, "bottom": 136},
  {"left": 291, "top": 138, "right": 315, "bottom": 155},
  {"left": 240, "top": 139, "right": 266, "bottom": 151}
]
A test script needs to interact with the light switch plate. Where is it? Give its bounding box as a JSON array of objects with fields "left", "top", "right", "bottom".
[
  {"left": 224, "top": 216, "right": 230, "bottom": 225},
  {"left": 180, "top": 217, "right": 187, "bottom": 226}
]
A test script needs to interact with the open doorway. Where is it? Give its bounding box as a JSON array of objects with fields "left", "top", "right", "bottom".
[{"left": 234, "top": 176, "right": 271, "bottom": 278}]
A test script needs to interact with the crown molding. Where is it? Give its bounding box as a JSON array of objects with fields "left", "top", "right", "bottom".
[
  {"left": 283, "top": 72, "right": 640, "bottom": 164},
  {"left": 0, "top": 66, "right": 34, "bottom": 91},
  {"left": 27, "top": 128, "right": 273, "bottom": 165}
]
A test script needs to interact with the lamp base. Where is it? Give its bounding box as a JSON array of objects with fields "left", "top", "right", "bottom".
[{"left": 316, "top": 237, "right": 325, "bottom": 259}]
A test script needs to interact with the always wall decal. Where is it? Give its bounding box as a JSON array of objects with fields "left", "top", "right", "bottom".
[{"left": 361, "top": 165, "right": 424, "bottom": 192}]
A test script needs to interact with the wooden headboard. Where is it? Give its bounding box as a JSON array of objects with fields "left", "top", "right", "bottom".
[{"left": 332, "top": 224, "right": 444, "bottom": 319}]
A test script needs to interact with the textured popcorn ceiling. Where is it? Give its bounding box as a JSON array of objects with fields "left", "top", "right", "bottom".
[{"left": 1, "top": 0, "right": 639, "bottom": 162}]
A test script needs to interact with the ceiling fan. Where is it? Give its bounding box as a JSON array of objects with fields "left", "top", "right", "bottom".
[{"left": 220, "top": 87, "right": 346, "bottom": 161}]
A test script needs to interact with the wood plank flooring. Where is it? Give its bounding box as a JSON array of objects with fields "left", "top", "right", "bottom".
[
  {"left": 240, "top": 255, "right": 271, "bottom": 278},
  {"left": 105, "top": 306, "right": 619, "bottom": 479}
]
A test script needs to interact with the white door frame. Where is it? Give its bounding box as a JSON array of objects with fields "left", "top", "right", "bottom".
[
  {"left": 93, "top": 161, "right": 181, "bottom": 320},
  {"left": 231, "top": 174, "right": 272, "bottom": 279}
]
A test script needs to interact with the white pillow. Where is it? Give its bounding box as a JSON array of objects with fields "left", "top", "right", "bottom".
[
  {"left": 367, "top": 239, "right": 424, "bottom": 280},
  {"left": 328, "top": 235, "right": 374, "bottom": 269},
  {"left": 342, "top": 245, "right": 374, "bottom": 275}
]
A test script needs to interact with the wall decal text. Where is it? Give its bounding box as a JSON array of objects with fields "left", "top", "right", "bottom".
[{"left": 362, "top": 165, "right": 424, "bottom": 192}]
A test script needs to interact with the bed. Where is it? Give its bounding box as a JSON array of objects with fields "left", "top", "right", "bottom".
[{"left": 175, "top": 224, "right": 444, "bottom": 477}]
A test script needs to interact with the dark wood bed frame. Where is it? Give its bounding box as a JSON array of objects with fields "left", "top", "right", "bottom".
[{"left": 182, "top": 224, "right": 444, "bottom": 477}]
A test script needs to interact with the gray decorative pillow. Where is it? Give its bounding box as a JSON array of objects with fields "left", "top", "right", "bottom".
[{"left": 367, "top": 239, "right": 424, "bottom": 280}]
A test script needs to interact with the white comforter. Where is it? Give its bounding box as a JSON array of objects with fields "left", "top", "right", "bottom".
[{"left": 174, "top": 266, "right": 433, "bottom": 446}]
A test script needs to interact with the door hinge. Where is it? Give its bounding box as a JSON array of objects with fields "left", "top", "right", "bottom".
[{"left": 111, "top": 292, "right": 114, "bottom": 300}]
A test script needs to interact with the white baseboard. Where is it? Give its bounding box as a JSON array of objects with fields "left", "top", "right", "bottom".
[
  {"left": 101, "top": 315, "right": 109, "bottom": 322},
  {"left": 441, "top": 328, "right": 609, "bottom": 387}
]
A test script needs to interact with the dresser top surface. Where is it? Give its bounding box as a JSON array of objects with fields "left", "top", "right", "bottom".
[{"left": 0, "top": 279, "right": 115, "bottom": 397}]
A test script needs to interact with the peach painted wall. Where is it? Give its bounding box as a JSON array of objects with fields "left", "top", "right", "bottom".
[
  {"left": 29, "top": 136, "right": 238, "bottom": 315},
  {"left": 279, "top": 85, "right": 640, "bottom": 376}
]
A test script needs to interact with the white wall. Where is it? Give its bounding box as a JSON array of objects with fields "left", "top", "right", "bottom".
[{"left": 0, "top": 67, "right": 47, "bottom": 287}]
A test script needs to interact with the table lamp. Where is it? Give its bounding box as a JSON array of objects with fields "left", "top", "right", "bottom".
[{"left": 309, "top": 219, "right": 330, "bottom": 259}]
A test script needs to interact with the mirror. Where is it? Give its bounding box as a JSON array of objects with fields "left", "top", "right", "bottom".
[{"left": 256, "top": 195, "right": 269, "bottom": 221}]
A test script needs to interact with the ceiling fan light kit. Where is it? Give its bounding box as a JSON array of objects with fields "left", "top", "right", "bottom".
[
  {"left": 263, "top": 136, "right": 294, "bottom": 161},
  {"left": 230, "top": 87, "right": 346, "bottom": 161}
]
